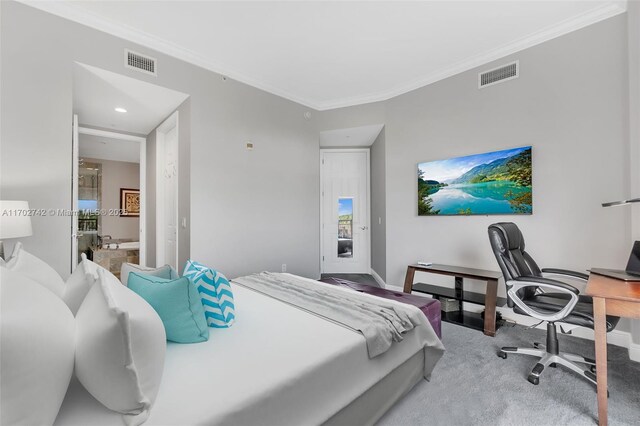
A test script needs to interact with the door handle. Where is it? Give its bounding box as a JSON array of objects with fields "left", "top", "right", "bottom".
[{"left": 360, "top": 226, "right": 368, "bottom": 230}]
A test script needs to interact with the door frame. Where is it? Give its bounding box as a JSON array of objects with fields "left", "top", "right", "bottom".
[
  {"left": 71, "top": 115, "right": 79, "bottom": 271},
  {"left": 74, "top": 126, "right": 147, "bottom": 267},
  {"left": 319, "top": 148, "right": 371, "bottom": 274},
  {"left": 155, "top": 111, "right": 179, "bottom": 268}
]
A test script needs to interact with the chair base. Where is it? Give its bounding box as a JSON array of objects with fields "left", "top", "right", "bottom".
[
  {"left": 497, "top": 322, "right": 600, "bottom": 389},
  {"left": 498, "top": 344, "right": 597, "bottom": 386}
]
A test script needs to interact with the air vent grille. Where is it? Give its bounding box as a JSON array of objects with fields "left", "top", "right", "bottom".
[
  {"left": 125, "top": 49, "right": 157, "bottom": 76},
  {"left": 479, "top": 61, "right": 518, "bottom": 88}
]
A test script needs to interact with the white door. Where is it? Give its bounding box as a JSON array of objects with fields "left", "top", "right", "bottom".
[
  {"left": 321, "top": 149, "right": 370, "bottom": 273},
  {"left": 156, "top": 112, "right": 179, "bottom": 269},
  {"left": 71, "top": 114, "right": 79, "bottom": 270}
]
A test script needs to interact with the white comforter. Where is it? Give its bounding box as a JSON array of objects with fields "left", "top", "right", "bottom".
[{"left": 55, "top": 275, "right": 444, "bottom": 425}]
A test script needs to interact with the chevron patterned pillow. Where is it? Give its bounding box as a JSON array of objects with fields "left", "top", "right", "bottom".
[{"left": 183, "top": 260, "right": 235, "bottom": 328}]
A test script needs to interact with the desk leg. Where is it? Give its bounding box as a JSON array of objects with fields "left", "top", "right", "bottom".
[
  {"left": 484, "top": 279, "right": 498, "bottom": 337},
  {"left": 593, "top": 297, "right": 608, "bottom": 426},
  {"left": 403, "top": 267, "right": 416, "bottom": 294}
]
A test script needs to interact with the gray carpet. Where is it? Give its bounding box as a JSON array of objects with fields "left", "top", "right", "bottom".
[
  {"left": 320, "top": 273, "right": 381, "bottom": 288},
  {"left": 378, "top": 322, "right": 640, "bottom": 425}
]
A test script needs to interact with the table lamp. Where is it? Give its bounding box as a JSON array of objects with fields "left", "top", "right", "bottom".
[{"left": 0, "top": 200, "right": 33, "bottom": 259}]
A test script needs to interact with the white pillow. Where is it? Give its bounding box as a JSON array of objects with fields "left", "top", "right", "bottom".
[
  {"left": 62, "top": 253, "right": 99, "bottom": 315},
  {"left": 120, "top": 262, "right": 178, "bottom": 286},
  {"left": 75, "top": 268, "right": 166, "bottom": 425},
  {"left": 0, "top": 266, "right": 75, "bottom": 426},
  {"left": 4, "top": 242, "right": 65, "bottom": 297}
]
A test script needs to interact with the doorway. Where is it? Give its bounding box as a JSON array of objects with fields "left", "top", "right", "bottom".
[
  {"left": 320, "top": 149, "right": 371, "bottom": 273},
  {"left": 71, "top": 124, "right": 147, "bottom": 269},
  {"left": 71, "top": 62, "right": 189, "bottom": 274}
]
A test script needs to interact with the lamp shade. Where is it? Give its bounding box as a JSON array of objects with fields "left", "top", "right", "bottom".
[{"left": 0, "top": 200, "right": 33, "bottom": 239}]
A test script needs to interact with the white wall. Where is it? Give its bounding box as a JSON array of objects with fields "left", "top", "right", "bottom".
[{"left": 0, "top": 1, "right": 319, "bottom": 279}]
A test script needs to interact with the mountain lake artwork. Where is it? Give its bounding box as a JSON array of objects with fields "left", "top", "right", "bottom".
[{"left": 418, "top": 146, "right": 532, "bottom": 216}]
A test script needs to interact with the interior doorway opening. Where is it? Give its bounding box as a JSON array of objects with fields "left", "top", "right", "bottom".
[
  {"left": 71, "top": 62, "right": 189, "bottom": 277},
  {"left": 73, "top": 125, "right": 147, "bottom": 274},
  {"left": 318, "top": 123, "right": 385, "bottom": 284}
]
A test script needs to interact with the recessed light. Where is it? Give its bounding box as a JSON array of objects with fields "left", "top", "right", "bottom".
[{"left": 114, "top": 107, "right": 127, "bottom": 113}]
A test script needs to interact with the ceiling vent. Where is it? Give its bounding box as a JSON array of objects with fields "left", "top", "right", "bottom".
[
  {"left": 478, "top": 60, "right": 518, "bottom": 89},
  {"left": 125, "top": 49, "right": 157, "bottom": 76}
]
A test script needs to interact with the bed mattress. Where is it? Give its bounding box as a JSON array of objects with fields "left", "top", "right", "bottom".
[{"left": 55, "top": 275, "right": 443, "bottom": 425}]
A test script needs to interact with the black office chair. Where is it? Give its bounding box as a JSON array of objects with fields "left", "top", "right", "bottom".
[{"left": 488, "top": 222, "right": 620, "bottom": 386}]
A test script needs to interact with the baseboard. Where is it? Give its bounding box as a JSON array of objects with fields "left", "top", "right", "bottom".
[
  {"left": 630, "top": 341, "right": 640, "bottom": 362},
  {"left": 385, "top": 284, "right": 405, "bottom": 292},
  {"left": 370, "top": 268, "right": 386, "bottom": 288}
]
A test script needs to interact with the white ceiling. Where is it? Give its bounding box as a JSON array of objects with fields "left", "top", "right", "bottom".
[
  {"left": 79, "top": 133, "right": 140, "bottom": 163},
  {"left": 31, "top": 1, "right": 626, "bottom": 110},
  {"left": 73, "top": 63, "right": 189, "bottom": 134},
  {"left": 320, "top": 124, "right": 384, "bottom": 148}
]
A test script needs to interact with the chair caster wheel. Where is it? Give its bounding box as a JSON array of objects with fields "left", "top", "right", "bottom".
[
  {"left": 527, "top": 374, "right": 540, "bottom": 385},
  {"left": 590, "top": 365, "right": 597, "bottom": 374},
  {"left": 533, "top": 342, "right": 541, "bottom": 349},
  {"left": 497, "top": 351, "right": 507, "bottom": 359},
  {"left": 550, "top": 363, "right": 557, "bottom": 368}
]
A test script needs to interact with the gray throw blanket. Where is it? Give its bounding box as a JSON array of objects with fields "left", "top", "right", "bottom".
[{"left": 233, "top": 272, "right": 430, "bottom": 358}]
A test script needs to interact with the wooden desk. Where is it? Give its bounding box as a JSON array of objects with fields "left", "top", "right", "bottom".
[
  {"left": 403, "top": 264, "right": 503, "bottom": 336},
  {"left": 585, "top": 273, "right": 640, "bottom": 426}
]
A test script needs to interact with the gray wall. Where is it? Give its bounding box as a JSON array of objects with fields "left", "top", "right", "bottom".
[
  {"left": 0, "top": 1, "right": 319, "bottom": 279},
  {"left": 0, "top": 2, "right": 633, "bottom": 315},
  {"left": 177, "top": 100, "right": 190, "bottom": 273},
  {"left": 145, "top": 129, "right": 157, "bottom": 267},
  {"left": 627, "top": 2, "right": 640, "bottom": 344},
  {"left": 84, "top": 157, "right": 140, "bottom": 240},
  {"left": 317, "top": 15, "right": 630, "bottom": 296},
  {"left": 383, "top": 15, "right": 629, "bottom": 288},
  {"left": 370, "top": 128, "right": 386, "bottom": 281}
]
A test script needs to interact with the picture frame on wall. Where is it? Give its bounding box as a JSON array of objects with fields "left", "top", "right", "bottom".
[
  {"left": 418, "top": 146, "right": 532, "bottom": 216},
  {"left": 120, "top": 188, "right": 140, "bottom": 217}
]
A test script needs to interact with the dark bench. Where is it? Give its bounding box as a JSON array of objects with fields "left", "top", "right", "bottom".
[{"left": 318, "top": 277, "right": 442, "bottom": 338}]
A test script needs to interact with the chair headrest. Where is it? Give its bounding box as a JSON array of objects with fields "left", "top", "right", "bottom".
[{"left": 488, "top": 222, "right": 525, "bottom": 252}]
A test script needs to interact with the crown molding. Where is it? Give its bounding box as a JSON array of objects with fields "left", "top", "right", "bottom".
[
  {"left": 18, "top": 0, "right": 317, "bottom": 109},
  {"left": 314, "top": 1, "right": 628, "bottom": 110},
  {"left": 19, "top": 0, "right": 627, "bottom": 112}
]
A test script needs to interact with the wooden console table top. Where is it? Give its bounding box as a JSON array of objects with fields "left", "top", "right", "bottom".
[{"left": 407, "top": 264, "right": 502, "bottom": 281}]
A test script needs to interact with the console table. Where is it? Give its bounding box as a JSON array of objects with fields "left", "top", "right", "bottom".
[{"left": 403, "top": 264, "right": 504, "bottom": 336}]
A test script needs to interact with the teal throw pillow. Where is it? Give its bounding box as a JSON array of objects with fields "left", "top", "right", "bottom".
[
  {"left": 128, "top": 272, "right": 209, "bottom": 343},
  {"left": 183, "top": 260, "right": 235, "bottom": 328}
]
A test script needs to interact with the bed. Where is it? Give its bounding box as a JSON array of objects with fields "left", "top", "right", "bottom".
[{"left": 55, "top": 274, "right": 444, "bottom": 425}]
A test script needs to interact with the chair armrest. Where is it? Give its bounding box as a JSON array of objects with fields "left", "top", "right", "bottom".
[
  {"left": 541, "top": 268, "right": 588, "bottom": 281},
  {"left": 507, "top": 277, "right": 579, "bottom": 322},
  {"left": 513, "top": 276, "right": 579, "bottom": 294}
]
